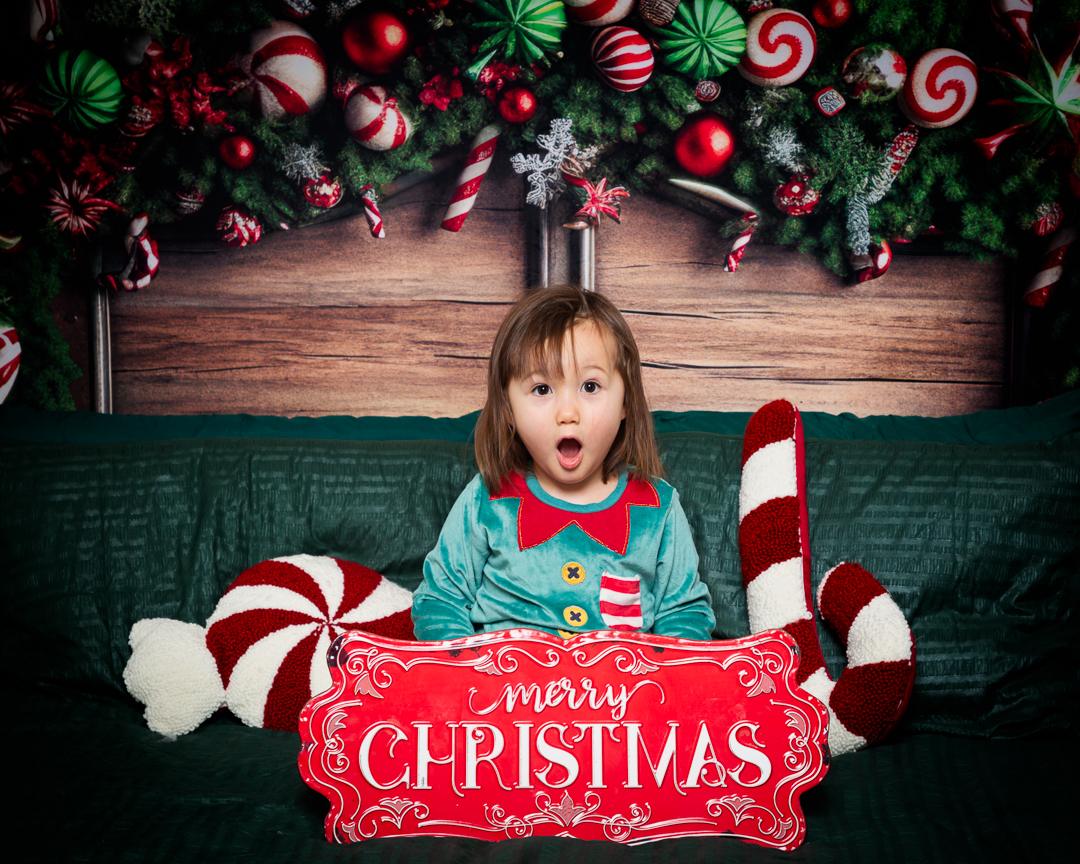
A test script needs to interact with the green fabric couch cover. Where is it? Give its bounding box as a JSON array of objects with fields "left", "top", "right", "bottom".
[{"left": 2, "top": 390, "right": 1078, "bottom": 863}]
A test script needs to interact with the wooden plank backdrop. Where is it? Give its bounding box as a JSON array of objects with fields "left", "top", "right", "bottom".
[{"left": 109, "top": 155, "right": 1008, "bottom": 418}]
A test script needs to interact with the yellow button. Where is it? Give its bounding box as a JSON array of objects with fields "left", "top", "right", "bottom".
[
  {"left": 557, "top": 629, "right": 575, "bottom": 640},
  {"left": 563, "top": 606, "right": 588, "bottom": 627},
  {"left": 562, "top": 562, "right": 586, "bottom": 585}
]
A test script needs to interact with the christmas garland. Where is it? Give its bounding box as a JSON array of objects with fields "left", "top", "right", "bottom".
[{"left": 0, "top": 0, "right": 1077, "bottom": 410}]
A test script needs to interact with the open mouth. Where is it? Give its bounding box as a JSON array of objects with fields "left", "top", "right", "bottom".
[{"left": 557, "top": 437, "right": 583, "bottom": 470}]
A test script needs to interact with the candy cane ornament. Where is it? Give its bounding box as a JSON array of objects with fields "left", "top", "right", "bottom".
[
  {"left": 725, "top": 214, "right": 757, "bottom": 272},
  {"left": 441, "top": 124, "right": 501, "bottom": 233},
  {"left": 991, "top": 0, "right": 1033, "bottom": 55},
  {"left": 1024, "top": 225, "right": 1075, "bottom": 307},
  {"left": 360, "top": 184, "right": 386, "bottom": 239},
  {"left": 898, "top": 49, "right": 978, "bottom": 129},
  {"left": 739, "top": 400, "right": 916, "bottom": 755}
]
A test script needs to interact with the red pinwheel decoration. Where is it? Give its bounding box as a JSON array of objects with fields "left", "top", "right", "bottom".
[
  {"left": 562, "top": 174, "right": 629, "bottom": 230},
  {"left": 45, "top": 174, "right": 121, "bottom": 237},
  {"left": 974, "top": 30, "right": 1080, "bottom": 159},
  {"left": 0, "top": 82, "right": 52, "bottom": 135}
]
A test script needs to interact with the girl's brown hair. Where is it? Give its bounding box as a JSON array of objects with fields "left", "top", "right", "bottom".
[{"left": 475, "top": 284, "right": 662, "bottom": 493}]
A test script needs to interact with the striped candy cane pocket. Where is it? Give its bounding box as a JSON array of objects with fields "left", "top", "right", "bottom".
[{"left": 599, "top": 571, "right": 643, "bottom": 631}]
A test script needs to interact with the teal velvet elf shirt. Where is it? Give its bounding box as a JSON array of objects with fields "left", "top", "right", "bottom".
[{"left": 411, "top": 470, "right": 716, "bottom": 641}]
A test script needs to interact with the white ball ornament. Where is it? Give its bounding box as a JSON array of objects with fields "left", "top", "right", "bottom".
[
  {"left": 0, "top": 322, "right": 20, "bottom": 404},
  {"left": 738, "top": 8, "right": 817, "bottom": 88},
  {"left": 591, "top": 26, "right": 654, "bottom": 92},
  {"left": 345, "top": 84, "right": 414, "bottom": 151},
  {"left": 565, "top": 0, "right": 636, "bottom": 27},
  {"left": 897, "top": 48, "right": 979, "bottom": 129},
  {"left": 242, "top": 21, "right": 327, "bottom": 119}
]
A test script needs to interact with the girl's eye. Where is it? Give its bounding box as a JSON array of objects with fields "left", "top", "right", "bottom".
[
  {"left": 582, "top": 381, "right": 599, "bottom": 394},
  {"left": 532, "top": 384, "right": 551, "bottom": 396}
]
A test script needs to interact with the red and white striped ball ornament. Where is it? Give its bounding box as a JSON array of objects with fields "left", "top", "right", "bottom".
[
  {"left": 738, "top": 400, "right": 915, "bottom": 755},
  {"left": 738, "top": 8, "right": 817, "bottom": 87},
  {"left": 591, "top": 26, "right": 654, "bottom": 92},
  {"left": 0, "top": 322, "right": 20, "bottom": 404},
  {"left": 565, "top": 0, "right": 636, "bottom": 27},
  {"left": 345, "top": 84, "right": 414, "bottom": 151},
  {"left": 123, "top": 555, "right": 415, "bottom": 736},
  {"left": 897, "top": 48, "right": 978, "bottom": 129},
  {"left": 242, "top": 21, "right": 327, "bottom": 119}
]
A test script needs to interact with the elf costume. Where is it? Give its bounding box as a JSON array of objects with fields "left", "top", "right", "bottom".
[{"left": 412, "top": 471, "right": 716, "bottom": 642}]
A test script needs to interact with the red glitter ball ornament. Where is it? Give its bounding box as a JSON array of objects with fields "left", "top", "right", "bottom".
[
  {"left": 812, "top": 0, "right": 852, "bottom": 28},
  {"left": 498, "top": 87, "right": 538, "bottom": 124},
  {"left": 673, "top": 112, "right": 735, "bottom": 177},
  {"left": 218, "top": 135, "right": 256, "bottom": 169},
  {"left": 342, "top": 6, "right": 413, "bottom": 75}
]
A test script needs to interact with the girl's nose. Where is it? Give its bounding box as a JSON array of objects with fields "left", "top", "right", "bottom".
[{"left": 556, "top": 391, "right": 579, "bottom": 423}]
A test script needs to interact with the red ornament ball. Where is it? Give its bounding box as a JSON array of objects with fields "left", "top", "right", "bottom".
[
  {"left": 673, "top": 112, "right": 735, "bottom": 177},
  {"left": 498, "top": 87, "right": 538, "bottom": 124},
  {"left": 812, "top": 0, "right": 852, "bottom": 28},
  {"left": 342, "top": 6, "right": 413, "bottom": 75},
  {"left": 219, "top": 135, "right": 256, "bottom": 169}
]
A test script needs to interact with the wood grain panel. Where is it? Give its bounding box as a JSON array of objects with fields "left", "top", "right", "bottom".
[{"left": 110, "top": 161, "right": 1008, "bottom": 418}]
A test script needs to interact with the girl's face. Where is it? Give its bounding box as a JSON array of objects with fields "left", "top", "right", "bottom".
[{"left": 507, "top": 321, "right": 626, "bottom": 505}]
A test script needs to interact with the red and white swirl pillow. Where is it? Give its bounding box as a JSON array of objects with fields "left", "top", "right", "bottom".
[{"left": 124, "top": 555, "right": 414, "bottom": 736}]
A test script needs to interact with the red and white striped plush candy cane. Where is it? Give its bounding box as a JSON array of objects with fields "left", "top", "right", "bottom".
[{"left": 738, "top": 399, "right": 916, "bottom": 755}]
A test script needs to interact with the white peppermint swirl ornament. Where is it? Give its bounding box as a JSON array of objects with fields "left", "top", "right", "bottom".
[
  {"left": 242, "top": 21, "right": 327, "bottom": 119},
  {"left": 564, "top": 0, "right": 636, "bottom": 27},
  {"left": 897, "top": 49, "right": 978, "bottom": 129},
  {"left": 0, "top": 322, "right": 20, "bottom": 404},
  {"left": 591, "top": 26, "right": 655, "bottom": 92},
  {"left": 345, "top": 85, "right": 414, "bottom": 151},
  {"left": 738, "top": 8, "right": 816, "bottom": 87}
]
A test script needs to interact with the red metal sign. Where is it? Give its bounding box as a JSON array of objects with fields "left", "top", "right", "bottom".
[{"left": 298, "top": 629, "right": 829, "bottom": 850}]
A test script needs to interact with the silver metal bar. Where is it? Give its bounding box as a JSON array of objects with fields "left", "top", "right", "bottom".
[
  {"left": 90, "top": 282, "right": 112, "bottom": 414},
  {"left": 578, "top": 224, "right": 595, "bottom": 291}
]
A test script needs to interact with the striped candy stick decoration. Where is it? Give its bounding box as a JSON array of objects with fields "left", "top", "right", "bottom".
[
  {"left": 361, "top": 185, "right": 386, "bottom": 239},
  {"left": 738, "top": 399, "right": 916, "bottom": 755},
  {"left": 725, "top": 213, "right": 757, "bottom": 272},
  {"left": 599, "top": 571, "right": 643, "bottom": 631},
  {"left": 1024, "top": 225, "right": 1074, "bottom": 307},
  {"left": 441, "top": 124, "right": 501, "bottom": 232}
]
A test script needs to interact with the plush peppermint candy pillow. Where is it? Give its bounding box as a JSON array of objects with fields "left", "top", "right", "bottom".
[{"left": 124, "top": 555, "right": 414, "bottom": 736}]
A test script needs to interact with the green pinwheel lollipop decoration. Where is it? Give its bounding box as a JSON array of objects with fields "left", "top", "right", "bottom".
[
  {"left": 39, "top": 49, "right": 123, "bottom": 131},
  {"left": 651, "top": 0, "right": 746, "bottom": 80},
  {"left": 469, "top": 0, "right": 567, "bottom": 77},
  {"left": 975, "top": 31, "right": 1080, "bottom": 159}
]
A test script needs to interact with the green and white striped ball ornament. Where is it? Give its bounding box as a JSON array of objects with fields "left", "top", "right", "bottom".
[
  {"left": 651, "top": 0, "right": 746, "bottom": 80},
  {"left": 39, "top": 50, "right": 123, "bottom": 131},
  {"left": 472, "top": 0, "right": 567, "bottom": 66}
]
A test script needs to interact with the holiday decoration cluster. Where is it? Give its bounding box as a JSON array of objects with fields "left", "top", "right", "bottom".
[{"left": 0, "top": 0, "right": 1078, "bottom": 406}]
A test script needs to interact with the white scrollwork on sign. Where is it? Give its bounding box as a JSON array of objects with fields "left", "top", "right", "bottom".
[
  {"left": 340, "top": 797, "right": 431, "bottom": 840},
  {"left": 572, "top": 645, "right": 660, "bottom": 675},
  {"left": 721, "top": 647, "right": 786, "bottom": 698}
]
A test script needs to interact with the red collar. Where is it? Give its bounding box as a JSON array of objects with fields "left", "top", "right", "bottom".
[{"left": 490, "top": 472, "right": 660, "bottom": 555}]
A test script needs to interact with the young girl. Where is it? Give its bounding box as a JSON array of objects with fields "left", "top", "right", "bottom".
[{"left": 411, "top": 284, "right": 715, "bottom": 642}]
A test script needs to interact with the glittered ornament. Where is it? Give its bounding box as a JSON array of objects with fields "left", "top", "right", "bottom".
[
  {"left": 842, "top": 44, "right": 906, "bottom": 101},
  {"left": 652, "top": 0, "right": 746, "bottom": 80},
  {"left": 1031, "top": 203, "right": 1064, "bottom": 237},
  {"left": 639, "top": 0, "right": 680, "bottom": 27},
  {"left": 344, "top": 84, "right": 413, "bottom": 151},
  {"left": 695, "top": 79, "right": 721, "bottom": 102},
  {"left": 774, "top": 174, "right": 819, "bottom": 215},
  {"left": 216, "top": 207, "right": 262, "bottom": 247},
  {"left": 497, "top": 86, "right": 538, "bottom": 123},
  {"left": 39, "top": 49, "right": 123, "bottom": 131},
  {"left": 280, "top": 0, "right": 315, "bottom": 19},
  {"left": 814, "top": 86, "right": 845, "bottom": 115},
  {"left": 472, "top": 0, "right": 567, "bottom": 67},
  {"left": 564, "top": 0, "right": 635, "bottom": 27},
  {"left": 674, "top": 112, "right": 735, "bottom": 177},
  {"left": 303, "top": 174, "right": 342, "bottom": 208},
  {"left": 0, "top": 322, "right": 20, "bottom": 405},
  {"left": 219, "top": 135, "right": 257, "bottom": 169},
  {"left": 591, "top": 27, "right": 654, "bottom": 93},
  {"left": 175, "top": 187, "right": 206, "bottom": 216},
  {"left": 738, "top": 8, "right": 816, "bottom": 88},
  {"left": 342, "top": 6, "right": 413, "bottom": 75},
  {"left": 899, "top": 49, "right": 978, "bottom": 129},
  {"left": 811, "top": 0, "right": 850, "bottom": 29},
  {"left": 242, "top": 21, "right": 327, "bottom": 119}
]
